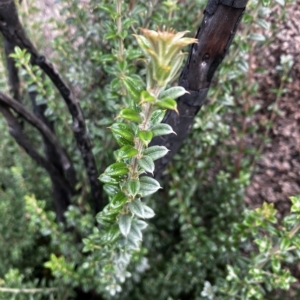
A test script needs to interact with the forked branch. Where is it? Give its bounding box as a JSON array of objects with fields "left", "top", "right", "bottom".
[
  {"left": 0, "top": 91, "right": 75, "bottom": 184},
  {"left": 0, "top": 103, "right": 73, "bottom": 221},
  {"left": 0, "top": 0, "right": 102, "bottom": 211}
]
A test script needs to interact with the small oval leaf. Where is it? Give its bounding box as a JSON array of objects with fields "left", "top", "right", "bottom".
[
  {"left": 96, "top": 205, "right": 118, "bottom": 227},
  {"left": 138, "top": 130, "right": 153, "bottom": 146},
  {"left": 143, "top": 146, "right": 169, "bottom": 161},
  {"left": 159, "top": 86, "right": 187, "bottom": 100},
  {"left": 118, "top": 214, "right": 132, "bottom": 237},
  {"left": 150, "top": 110, "right": 165, "bottom": 126},
  {"left": 135, "top": 219, "right": 148, "bottom": 230},
  {"left": 249, "top": 33, "right": 266, "bottom": 42},
  {"left": 103, "top": 184, "right": 120, "bottom": 197},
  {"left": 143, "top": 204, "right": 155, "bottom": 219},
  {"left": 114, "top": 145, "right": 138, "bottom": 161},
  {"left": 119, "top": 108, "right": 142, "bottom": 123},
  {"left": 139, "top": 176, "right": 161, "bottom": 196},
  {"left": 129, "top": 222, "right": 143, "bottom": 241},
  {"left": 111, "top": 192, "right": 127, "bottom": 209},
  {"left": 128, "top": 199, "right": 145, "bottom": 218},
  {"left": 151, "top": 123, "right": 175, "bottom": 137},
  {"left": 123, "top": 77, "right": 142, "bottom": 101},
  {"left": 100, "top": 224, "right": 120, "bottom": 245},
  {"left": 127, "top": 179, "right": 140, "bottom": 197},
  {"left": 99, "top": 174, "right": 119, "bottom": 185},
  {"left": 97, "top": 214, "right": 115, "bottom": 227},
  {"left": 111, "top": 123, "right": 135, "bottom": 146},
  {"left": 112, "top": 133, "right": 134, "bottom": 147},
  {"left": 140, "top": 90, "right": 156, "bottom": 104},
  {"left": 126, "top": 235, "right": 140, "bottom": 250},
  {"left": 104, "top": 162, "right": 129, "bottom": 177},
  {"left": 138, "top": 156, "right": 154, "bottom": 174},
  {"left": 156, "top": 97, "right": 178, "bottom": 112}
]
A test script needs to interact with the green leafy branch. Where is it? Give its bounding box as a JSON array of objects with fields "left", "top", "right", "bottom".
[
  {"left": 216, "top": 196, "right": 300, "bottom": 300},
  {"left": 97, "top": 28, "right": 196, "bottom": 244},
  {"left": 81, "top": 26, "right": 196, "bottom": 293},
  {"left": 9, "top": 47, "right": 55, "bottom": 108}
]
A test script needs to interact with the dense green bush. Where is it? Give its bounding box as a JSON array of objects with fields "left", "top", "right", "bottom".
[{"left": 0, "top": 0, "right": 299, "bottom": 299}]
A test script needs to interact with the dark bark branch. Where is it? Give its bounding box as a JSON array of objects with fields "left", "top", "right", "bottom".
[
  {"left": 3, "top": 19, "right": 75, "bottom": 220},
  {"left": 0, "top": 90, "right": 75, "bottom": 184},
  {"left": 35, "top": 56, "right": 103, "bottom": 212},
  {"left": 0, "top": 0, "right": 102, "bottom": 211},
  {"left": 4, "top": 38, "right": 20, "bottom": 101},
  {"left": 23, "top": 71, "right": 75, "bottom": 190},
  {"left": 152, "top": 0, "right": 248, "bottom": 179},
  {"left": 29, "top": 89, "right": 74, "bottom": 184},
  {"left": 0, "top": 0, "right": 38, "bottom": 57},
  {"left": 29, "top": 89, "right": 74, "bottom": 221},
  {"left": 0, "top": 103, "right": 73, "bottom": 222}
]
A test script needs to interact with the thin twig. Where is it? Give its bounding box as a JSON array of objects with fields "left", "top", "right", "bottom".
[{"left": 0, "top": 287, "right": 58, "bottom": 294}]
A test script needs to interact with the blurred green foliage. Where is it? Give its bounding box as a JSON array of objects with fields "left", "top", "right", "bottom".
[{"left": 0, "top": 0, "right": 299, "bottom": 299}]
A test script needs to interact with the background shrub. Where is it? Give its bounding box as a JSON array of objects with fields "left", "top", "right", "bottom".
[{"left": 0, "top": 0, "right": 299, "bottom": 299}]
